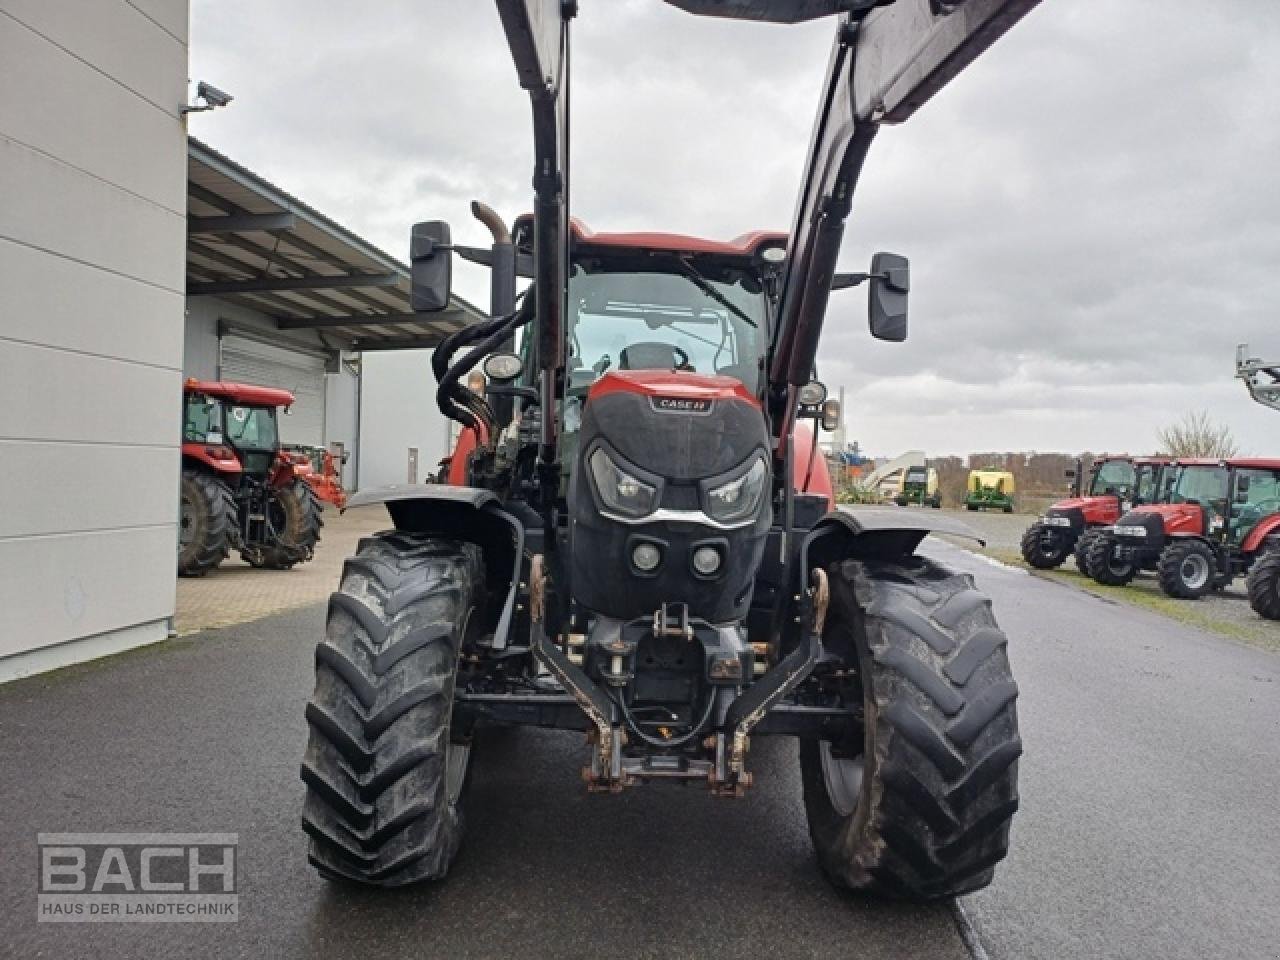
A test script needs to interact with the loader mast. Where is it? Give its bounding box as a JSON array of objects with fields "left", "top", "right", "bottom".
[{"left": 494, "top": 0, "right": 573, "bottom": 488}]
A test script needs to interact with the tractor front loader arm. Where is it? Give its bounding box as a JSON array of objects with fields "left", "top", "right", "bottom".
[
  {"left": 764, "top": 0, "right": 1042, "bottom": 437},
  {"left": 494, "top": 0, "right": 1045, "bottom": 450}
]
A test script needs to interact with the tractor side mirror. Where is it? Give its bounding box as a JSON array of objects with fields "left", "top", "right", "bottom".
[
  {"left": 868, "top": 252, "right": 909, "bottom": 342},
  {"left": 410, "top": 220, "right": 453, "bottom": 312}
]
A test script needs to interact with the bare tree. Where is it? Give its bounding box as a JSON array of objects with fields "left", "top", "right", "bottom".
[{"left": 1156, "top": 410, "right": 1238, "bottom": 458}]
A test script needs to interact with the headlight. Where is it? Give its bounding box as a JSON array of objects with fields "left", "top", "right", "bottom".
[
  {"left": 704, "top": 457, "right": 768, "bottom": 524},
  {"left": 1114, "top": 525, "right": 1147, "bottom": 537},
  {"left": 589, "top": 448, "right": 659, "bottom": 519},
  {"left": 1042, "top": 515, "right": 1072, "bottom": 527}
]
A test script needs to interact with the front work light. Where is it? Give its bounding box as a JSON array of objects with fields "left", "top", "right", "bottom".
[
  {"left": 691, "top": 545, "right": 722, "bottom": 576},
  {"left": 632, "top": 542, "right": 662, "bottom": 572},
  {"left": 589, "top": 448, "right": 659, "bottom": 519},
  {"left": 704, "top": 458, "right": 768, "bottom": 525}
]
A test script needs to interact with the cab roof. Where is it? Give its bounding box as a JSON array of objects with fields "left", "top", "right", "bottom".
[
  {"left": 184, "top": 378, "right": 295, "bottom": 408},
  {"left": 513, "top": 214, "right": 788, "bottom": 261},
  {"left": 1168, "top": 457, "right": 1280, "bottom": 470}
]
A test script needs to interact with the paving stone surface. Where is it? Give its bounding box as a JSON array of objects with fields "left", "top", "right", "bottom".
[{"left": 174, "top": 504, "right": 388, "bottom": 634}]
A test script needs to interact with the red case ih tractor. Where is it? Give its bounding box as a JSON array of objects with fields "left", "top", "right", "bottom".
[
  {"left": 1020, "top": 455, "right": 1170, "bottom": 572},
  {"left": 1086, "top": 459, "right": 1280, "bottom": 612},
  {"left": 300, "top": 0, "right": 1043, "bottom": 899},
  {"left": 180, "top": 380, "right": 323, "bottom": 576}
]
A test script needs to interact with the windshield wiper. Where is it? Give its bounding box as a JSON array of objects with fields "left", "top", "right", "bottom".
[{"left": 673, "top": 257, "right": 757, "bottom": 329}]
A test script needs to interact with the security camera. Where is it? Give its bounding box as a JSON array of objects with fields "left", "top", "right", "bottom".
[
  {"left": 183, "top": 81, "right": 234, "bottom": 114},
  {"left": 196, "top": 81, "right": 233, "bottom": 108}
]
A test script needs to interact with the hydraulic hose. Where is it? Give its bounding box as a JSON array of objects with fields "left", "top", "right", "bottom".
[{"left": 433, "top": 291, "right": 533, "bottom": 436}]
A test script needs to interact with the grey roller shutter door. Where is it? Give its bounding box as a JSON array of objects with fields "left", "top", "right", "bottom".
[{"left": 219, "top": 336, "right": 326, "bottom": 446}]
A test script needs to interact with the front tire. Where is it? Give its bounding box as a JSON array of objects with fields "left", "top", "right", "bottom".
[
  {"left": 1246, "top": 547, "right": 1280, "bottom": 620},
  {"left": 253, "top": 479, "right": 323, "bottom": 569},
  {"left": 300, "top": 533, "right": 482, "bottom": 886},
  {"left": 801, "top": 556, "right": 1021, "bottom": 900},
  {"left": 1085, "top": 533, "right": 1137, "bottom": 586},
  {"left": 1157, "top": 540, "right": 1217, "bottom": 600},
  {"left": 1073, "top": 529, "right": 1099, "bottom": 575},
  {"left": 178, "top": 467, "right": 236, "bottom": 576},
  {"left": 1020, "top": 522, "right": 1072, "bottom": 569}
]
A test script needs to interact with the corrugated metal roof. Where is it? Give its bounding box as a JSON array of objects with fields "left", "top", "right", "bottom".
[{"left": 187, "top": 138, "right": 484, "bottom": 350}]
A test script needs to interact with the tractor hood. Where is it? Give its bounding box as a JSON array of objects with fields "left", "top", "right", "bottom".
[
  {"left": 1045, "top": 494, "right": 1121, "bottom": 528},
  {"left": 1121, "top": 503, "right": 1205, "bottom": 537},
  {"left": 568, "top": 370, "right": 771, "bottom": 623}
]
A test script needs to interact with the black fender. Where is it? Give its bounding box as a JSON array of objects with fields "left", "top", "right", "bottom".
[
  {"left": 345, "top": 484, "right": 524, "bottom": 649},
  {"left": 801, "top": 505, "right": 986, "bottom": 581}
]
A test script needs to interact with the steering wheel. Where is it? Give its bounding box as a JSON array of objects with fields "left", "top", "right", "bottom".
[{"left": 673, "top": 345, "right": 692, "bottom": 371}]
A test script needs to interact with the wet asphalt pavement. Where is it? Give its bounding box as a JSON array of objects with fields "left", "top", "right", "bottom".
[{"left": 1, "top": 540, "right": 1278, "bottom": 959}]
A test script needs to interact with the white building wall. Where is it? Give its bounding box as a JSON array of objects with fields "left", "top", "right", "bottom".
[
  {"left": 0, "top": 0, "right": 189, "bottom": 679},
  {"left": 357, "top": 350, "right": 451, "bottom": 490}
]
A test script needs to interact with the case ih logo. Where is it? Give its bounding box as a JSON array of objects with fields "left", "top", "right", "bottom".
[{"left": 651, "top": 396, "right": 713, "bottom": 414}]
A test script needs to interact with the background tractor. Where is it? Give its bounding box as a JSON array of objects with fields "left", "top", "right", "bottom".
[
  {"left": 180, "top": 380, "right": 323, "bottom": 576},
  {"left": 1087, "top": 459, "right": 1280, "bottom": 612},
  {"left": 893, "top": 465, "right": 941, "bottom": 507},
  {"left": 300, "top": 0, "right": 1042, "bottom": 900},
  {"left": 965, "top": 469, "right": 1015, "bottom": 513},
  {"left": 1020, "top": 454, "right": 1167, "bottom": 570}
]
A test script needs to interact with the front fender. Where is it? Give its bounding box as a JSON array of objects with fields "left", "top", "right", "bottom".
[
  {"left": 345, "top": 484, "right": 523, "bottom": 649},
  {"left": 803, "top": 506, "right": 986, "bottom": 577},
  {"left": 1242, "top": 513, "right": 1280, "bottom": 555}
]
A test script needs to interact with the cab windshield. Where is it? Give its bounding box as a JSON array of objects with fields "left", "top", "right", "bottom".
[
  {"left": 225, "top": 405, "right": 278, "bottom": 451},
  {"left": 566, "top": 262, "right": 767, "bottom": 394},
  {"left": 1134, "top": 465, "right": 1161, "bottom": 504},
  {"left": 1170, "top": 466, "right": 1228, "bottom": 506},
  {"left": 1090, "top": 459, "right": 1136, "bottom": 497}
]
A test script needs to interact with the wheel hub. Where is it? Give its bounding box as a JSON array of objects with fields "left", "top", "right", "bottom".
[
  {"left": 1181, "top": 553, "right": 1210, "bottom": 590},
  {"left": 818, "top": 740, "right": 864, "bottom": 819},
  {"left": 179, "top": 497, "right": 195, "bottom": 545}
]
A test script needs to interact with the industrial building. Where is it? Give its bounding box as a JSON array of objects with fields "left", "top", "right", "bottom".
[{"left": 0, "top": 0, "right": 479, "bottom": 680}]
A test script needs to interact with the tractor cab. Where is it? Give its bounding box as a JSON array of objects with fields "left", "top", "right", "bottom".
[{"left": 182, "top": 380, "right": 295, "bottom": 481}]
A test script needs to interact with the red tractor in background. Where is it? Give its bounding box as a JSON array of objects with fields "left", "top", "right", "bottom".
[
  {"left": 1020, "top": 455, "right": 1170, "bottom": 571},
  {"left": 180, "top": 379, "right": 323, "bottom": 576},
  {"left": 1086, "top": 459, "right": 1280, "bottom": 615}
]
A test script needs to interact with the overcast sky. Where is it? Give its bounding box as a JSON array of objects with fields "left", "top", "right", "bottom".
[{"left": 188, "top": 0, "right": 1280, "bottom": 458}]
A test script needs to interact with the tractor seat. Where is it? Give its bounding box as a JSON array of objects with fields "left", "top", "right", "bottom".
[{"left": 620, "top": 342, "right": 688, "bottom": 371}]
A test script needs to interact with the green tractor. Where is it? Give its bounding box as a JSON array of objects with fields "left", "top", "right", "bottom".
[
  {"left": 965, "top": 469, "right": 1016, "bottom": 513},
  {"left": 893, "top": 465, "right": 941, "bottom": 508}
]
